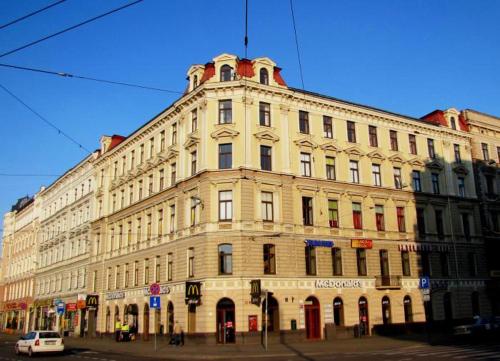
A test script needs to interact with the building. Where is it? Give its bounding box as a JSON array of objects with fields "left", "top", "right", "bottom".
[
  {"left": 33, "top": 153, "right": 97, "bottom": 336},
  {"left": 86, "top": 53, "right": 490, "bottom": 344},
  {"left": 0, "top": 196, "right": 40, "bottom": 333},
  {"left": 460, "top": 109, "right": 500, "bottom": 315}
]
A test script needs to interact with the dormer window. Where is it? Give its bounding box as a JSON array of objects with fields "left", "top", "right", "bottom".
[
  {"left": 220, "top": 65, "right": 233, "bottom": 82},
  {"left": 193, "top": 75, "right": 198, "bottom": 89},
  {"left": 450, "top": 117, "right": 457, "bottom": 130},
  {"left": 260, "top": 68, "right": 269, "bottom": 85}
]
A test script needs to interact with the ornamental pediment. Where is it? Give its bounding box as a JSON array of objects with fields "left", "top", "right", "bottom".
[
  {"left": 426, "top": 159, "right": 444, "bottom": 171},
  {"left": 366, "top": 150, "right": 386, "bottom": 161},
  {"left": 319, "top": 142, "right": 341, "bottom": 153},
  {"left": 166, "top": 148, "right": 179, "bottom": 161},
  {"left": 254, "top": 130, "right": 280, "bottom": 143},
  {"left": 344, "top": 146, "right": 365, "bottom": 157},
  {"left": 388, "top": 154, "right": 406, "bottom": 164},
  {"left": 210, "top": 127, "right": 240, "bottom": 140},
  {"left": 453, "top": 164, "right": 469, "bottom": 175},
  {"left": 408, "top": 158, "right": 426, "bottom": 168},
  {"left": 183, "top": 134, "right": 200, "bottom": 149},
  {"left": 294, "top": 138, "right": 318, "bottom": 149}
]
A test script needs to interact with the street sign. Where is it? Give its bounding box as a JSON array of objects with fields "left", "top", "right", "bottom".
[
  {"left": 422, "top": 288, "right": 430, "bottom": 296},
  {"left": 423, "top": 294, "right": 430, "bottom": 302},
  {"left": 56, "top": 301, "right": 65, "bottom": 315},
  {"left": 419, "top": 276, "right": 430, "bottom": 289},
  {"left": 149, "top": 283, "right": 161, "bottom": 296},
  {"left": 150, "top": 296, "right": 161, "bottom": 309}
]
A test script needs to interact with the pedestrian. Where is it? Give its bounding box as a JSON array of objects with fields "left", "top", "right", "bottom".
[
  {"left": 121, "top": 321, "right": 129, "bottom": 342},
  {"left": 173, "top": 321, "right": 182, "bottom": 346},
  {"left": 115, "top": 318, "right": 122, "bottom": 342}
]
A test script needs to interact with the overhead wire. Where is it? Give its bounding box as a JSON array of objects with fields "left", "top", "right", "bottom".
[
  {"left": 0, "top": 0, "right": 145, "bottom": 59},
  {"left": 0, "top": 0, "right": 68, "bottom": 30},
  {"left": 0, "top": 83, "right": 92, "bottom": 154},
  {"left": 289, "top": 0, "right": 305, "bottom": 91}
]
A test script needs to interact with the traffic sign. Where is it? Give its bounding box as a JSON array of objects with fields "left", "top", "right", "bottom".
[
  {"left": 423, "top": 294, "right": 430, "bottom": 302},
  {"left": 422, "top": 288, "right": 430, "bottom": 296},
  {"left": 56, "top": 301, "right": 65, "bottom": 315},
  {"left": 149, "top": 283, "right": 161, "bottom": 296},
  {"left": 419, "top": 276, "right": 430, "bottom": 289},
  {"left": 150, "top": 296, "right": 161, "bottom": 309}
]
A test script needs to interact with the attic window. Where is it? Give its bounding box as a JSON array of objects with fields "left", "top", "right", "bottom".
[
  {"left": 450, "top": 117, "right": 456, "bottom": 130},
  {"left": 260, "top": 68, "right": 269, "bottom": 85},
  {"left": 220, "top": 65, "right": 233, "bottom": 82},
  {"left": 193, "top": 75, "right": 198, "bottom": 89}
]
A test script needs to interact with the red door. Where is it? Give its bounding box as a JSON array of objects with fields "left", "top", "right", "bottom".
[{"left": 304, "top": 297, "right": 320, "bottom": 339}]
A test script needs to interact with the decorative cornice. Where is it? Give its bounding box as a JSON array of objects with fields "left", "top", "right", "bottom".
[
  {"left": 210, "top": 126, "right": 240, "bottom": 140},
  {"left": 254, "top": 130, "right": 280, "bottom": 143}
]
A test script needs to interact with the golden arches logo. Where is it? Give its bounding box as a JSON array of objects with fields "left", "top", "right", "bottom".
[
  {"left": 187, "top": 284, "right": 199, "bottom": 296},
  {"left": 250, "top": 280, "right": 260, "bottom": 295}
]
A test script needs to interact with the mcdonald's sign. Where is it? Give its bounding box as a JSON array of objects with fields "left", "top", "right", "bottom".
[
  {"left": 185, "top": 282, "right": 201, "bottom": 304},
  {"left": 250, "top": 279, "right": 261, "bottom": 306},
  {"left": 85, "top": 295, "right": 99, "bottom": 310}
]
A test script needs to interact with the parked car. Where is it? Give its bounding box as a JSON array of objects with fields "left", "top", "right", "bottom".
[
  {"left": 15, "top": 330, "right": 64, "bottom": 357},
  {"left": 453, "top": 316, "right": 493, "bottom": 336}
]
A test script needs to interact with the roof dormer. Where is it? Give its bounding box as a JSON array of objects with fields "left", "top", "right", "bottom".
[{"left": 187, "top": 64, "right": 205, "bottom": 92}]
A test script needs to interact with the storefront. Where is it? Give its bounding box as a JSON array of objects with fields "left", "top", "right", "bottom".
[
  {"left": 4, "top": 301, "right": 28, "bottom": 332},
  {"left": 33, "top": 299, "right": 54, "bottom": 331}
]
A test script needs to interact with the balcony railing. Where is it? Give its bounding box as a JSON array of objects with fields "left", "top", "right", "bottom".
[{"left": 375, "top": 275, "right": 402, "bottom": 289}]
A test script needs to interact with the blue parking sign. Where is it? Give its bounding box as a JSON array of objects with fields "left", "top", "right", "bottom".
[
  {"left": 150, "top": 296, "right": 161, "bottom": 309},
  {"left": 419, "top": 276, "right": 430, "bottom": 289}
]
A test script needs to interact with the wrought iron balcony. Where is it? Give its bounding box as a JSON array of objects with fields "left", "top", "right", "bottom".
[{"left": 375, "top": 275, "right": 402, "bottom": 289}]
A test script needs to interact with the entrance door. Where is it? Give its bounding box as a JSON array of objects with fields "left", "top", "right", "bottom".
[
  {"left": 382, "top": 296, "right": 391, "bottom": 324},
  {"left": 143, "top": 303, "right": 150, "bottom": 341},
  {"left": 167, "top": 302, "right": 174, "bottom": 335},
  {"left": 216, "top": 298, "right": 235, "bottom": 344},
  {"left": 262, "top": 296, "right": 280, "bottom": 332},
  {"left": 188, "top": 304, "right": 196, "bottom": 333},
  {"left": 358, "top": 297, "right": 369, "bottom": 335},
  {"left": 304, "top": 296, "right": 320, "bottom": 339}
]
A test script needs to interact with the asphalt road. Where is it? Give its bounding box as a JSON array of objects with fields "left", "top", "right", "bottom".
[{"left": 1, "top": 338, "right": 500, "bottom": 361}]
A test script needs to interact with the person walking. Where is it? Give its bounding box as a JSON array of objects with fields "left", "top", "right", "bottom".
[
  {"left": 121, "top": 321, "right": 129, "bottom": 342},
  {"left": 115, "top": 318, "right": 122, "bottom": 342},
  {"left": 173, "top": 321, "right": 183, "bottom": 346}
]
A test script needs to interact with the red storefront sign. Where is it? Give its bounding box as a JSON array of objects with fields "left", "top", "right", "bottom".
[
  {"left": 351, "top": 239, "right": 373, "bottom": 249},
  {"left": 66, "top": 303, "right": 77, "bottom": 312},
  {"left": 5, "top": 302, "right": 27, "bottom": 311},
  {"left": 248, "top": 315, "right": 258, "bottom": 332}
]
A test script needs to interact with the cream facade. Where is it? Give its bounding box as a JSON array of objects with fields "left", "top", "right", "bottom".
[
  {"left": 86, "top": 53, "right": 490, "bottom": 343},
  {"left": 33, "top": 154, "right": 97, "bottom": 336}
]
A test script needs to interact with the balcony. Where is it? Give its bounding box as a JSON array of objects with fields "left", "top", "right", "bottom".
[{"left": 375, "top": 275, "right": 402, "bottom": 289}]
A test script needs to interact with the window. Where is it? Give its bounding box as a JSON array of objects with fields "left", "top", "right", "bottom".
[
  {"left": 326, "top": 157, "right": 336, "bottom": 180},
  {"left": 171, "top": 163, "right": 176, "bottom": 185},
  {"left": 218, "top": 244, "right": 233, "bottom": 275},
  {"left": 375, "top": 205, "right": 385, "bottom": 231},
  {"left": 148, "top": 175, "right": 154, "bottom": 195},
  {"left": 188, "top": 248, "right": 194, "bottom": 278},
  {"left": 169, "top": 205, "right": 175, "bottom": 233},
  {"left": 352, "top": 202, "right": 362, "bottom": 229},
  {"left": 357, "top": 249, "right": 367, "bottom": 276},
  {"left": 191, "top": 151, "right": 197, "bottom": 175},
  {"left": 193, "top": 75, "right": 198, "bottom": 89},
  {"left": 393, "top": 167, "right": 402, "bottom": 189},
  {"left": 397, "top": 207, "right": 406, "bottom": 232},
  {"left": 416, "top": 208, "right": 426, "bottom": 236},
  {"left": 347, "top": 121, "right": 356, "bottom": 143},
  {"left": 219, "top": 100, "right": 232, "bottom": 124},
  {"left": 401, "top": 251, "right": 411, "bottom": 276},
  {"left": 219, "top": 143, "right": 232, "bottom": 169},
  {"left": 191, "top": 109, "right": 198, "bottom": 132},
  {"left": 190, "top": 198, "right": 198, "bottom": 226},
  {"left": 146, "top": 214, "right": 152, "bottom": 240},
  {"left": 124, "top": 264, "right": 129, "bottom": 288},
  {"left": 134, "top": 261, "right": 138, "bottom": 286},
  {"left": 454, "top": 144, "right": 461, "bottom": 163},
  {"left": 462, "top": 213, "right": 471, "bottom": 241},
  {"left": 372, "top": 164, "right": 381, "bottom": 186},
  {"left": 149, "top": 137, "right": 155, "bottom": 158},
  {"left": 260, "top": 145, "right": 272, "bottom": 171},
  {"left": 302, "top": 196, "right": 313, "bottom": 226},
  {"left": 305, "top": 246, "right": 316, "bottom": 275},
  {"left": 136, "top": 218, "right": 142, "bottom": 242},
  {"left": 171, "top": 124, "right": 177, "bottom": 145},
  {"left": 332, "top": 247, "right": 342, "bottom": 276},
  {"left": 409, "top": 134, "right": 417, "bottom": 155},
  {"left": 113, "top": 161, "right": 118, "bottom": 179},
  {"left": 435, "top": 210, "right": 444, "bottom": 239},
  {"left": 130, "top": 150, "right": 135, "bottom": 169},
  {"left": 323, "top": 116, "right": 333, "bottom": 138},
  {"left": 299, "top": 110, "right": 309, "bottom": 134},
  {"left": 368, "top": 125, "right": 378, "bottom": 147},
  {"left": 486, "top": 175, "right": 495, "bottom": 195},
  {"left": 468, "top": 253, "right": 477, "bottom": 276},
  {"left": 263, "top": 244, "right": 276, "bottom": 274},
  {"left": 167, "top": 253, "right": 173, "bottom": 281},
  {"left": 350, "top": 160, "right": 359, "bottom": 183},
  {"left": 482, "top": 143, "right": 489, "bottom": 160},
  {"left": 412, "top": 171, "right": 422, "bottom": 192},
  {"left": 155, "top": 256, "right": 161, "bottom": 283},
  {"left": 427, "top": 138, "right": 435, "bottom": 159},
  {"left": 431, "top": 173, "right": 440, "bottom": 194},
  {"left": 144, "top": 259, "right": 149, "bottom": 285},
  {"left": 450, "top": 116, "right": 457, "bottom": 130},
  {"left": 259, "top": 102, "right": 271, "bottom": 126},
  {"left": 261, "top": 192, "right": 274, "bottom": 222},
  {"left": 259, "top": 68, "right": 269, "bottom": 85},
  {"left": 328, "top": 200, "right": 339, "bottom": 228},
  {"left": 220, "top": 64, "right": 233, "bottom": 81},
  {"left": 219, "top": 190, "right": 233, "bottom": 221},
  {"left": 300, "top": 152, "right": 311, "bottom": 177},
  {"left": 418, "top": 251, "right": 431, "bottom": 277},
  {"left": 440, "top": 252, "right": 449, "bottom": 277},
  {"left": 159, "top": 169, "right": 165, "bottom": 190},
  {"left": 380, "top": 250, "right": 390, "bottom": 276},
  {"left": 390, "top": 130, "right": 398, "bottom": 151},
  {"left": 458, "top": 177, "right": 465, "bottom": 197}
]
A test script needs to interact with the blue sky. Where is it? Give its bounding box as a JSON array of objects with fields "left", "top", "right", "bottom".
[{"left": 0, "top": 0, "right": 499, "bottom": 237}]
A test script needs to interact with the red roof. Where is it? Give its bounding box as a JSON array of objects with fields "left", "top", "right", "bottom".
[
  {"left": 458, "top": 113, "right": 469, "bottom": 131},
  {"left": 236, "top": 58, "right": 255, "bottom": 78},
  {"left": 421, "top": 110, "right": 447, "bottom": 126},
  {"left": 273, "top": 67, "right": 286, "bottom": 86},
  {"left": 108, "top": 135, "right": 126, "bottom": 151},
  {"left": 200, "top": 62, "right": 215, "bottom": 83}
]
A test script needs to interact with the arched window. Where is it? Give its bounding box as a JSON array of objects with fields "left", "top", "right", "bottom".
[
  {"left": 450, "top": 117, "right": 457, "bottom": 130},
  {"left": 260, "top": 68, "right": 269, "bottom": 85},
  {"left": 403, "top": 295, "right": 413, "bottom": 323},
  {"left": 333, "top": 297, "right": 344, "bottom": 326},
  {"left": 218, "top": 244, "right": 233, "bottom": 274},
  {"left": 220, "top": 65, "right": 233, "bottom": 82},
  {"left": 193, "top": 75, "right": 198, "bottom": 89}
]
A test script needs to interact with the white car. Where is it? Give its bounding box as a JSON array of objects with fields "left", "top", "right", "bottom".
[{"left": 15, "top": 331, "right": 64, "bottom": 357}]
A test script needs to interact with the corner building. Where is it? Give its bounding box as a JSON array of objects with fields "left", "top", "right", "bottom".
[{"left": 90, "top": 53, "right": 490, "bottom": 343}]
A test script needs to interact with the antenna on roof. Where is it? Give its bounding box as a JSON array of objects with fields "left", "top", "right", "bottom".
[{"left": 244, "top": 0, "right": 248, "bottom": 58}]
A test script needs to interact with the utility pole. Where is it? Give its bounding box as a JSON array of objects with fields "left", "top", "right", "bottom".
[{"left": 264, "top": 290, "right": 268, "bottom": 351}]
